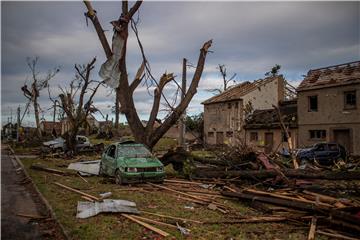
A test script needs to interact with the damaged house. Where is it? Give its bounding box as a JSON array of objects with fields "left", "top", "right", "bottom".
[
  {"left": 244, "top": 99, "right": 297, "bottom": 153},
  {"left": 202, "top": 75, "right": 285, "bottom": 145},
  {"left": 297, "top": 61, "right": 360, "bottom": 155}
]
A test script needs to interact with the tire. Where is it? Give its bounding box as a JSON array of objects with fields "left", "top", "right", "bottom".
[
  {"left": 55, "top": 148, "right": 63, "bottom": 154},
  {"left": 115, "top": 169, "right": 123, "bottom": 185},
  {"left": 99, "top": 162, "right": 105, "bottom": 176}
]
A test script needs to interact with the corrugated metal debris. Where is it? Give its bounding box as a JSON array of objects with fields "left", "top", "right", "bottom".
[
  {"left": 67, "top": 160, "right": 100, "bottom": 176},
  {"left": 76, "top": 199, "right": 139, "bottom": 219}
]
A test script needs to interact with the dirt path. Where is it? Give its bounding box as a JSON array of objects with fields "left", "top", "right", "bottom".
[{"left": 1, "top": 145, "right": 65, "bottom": 239}]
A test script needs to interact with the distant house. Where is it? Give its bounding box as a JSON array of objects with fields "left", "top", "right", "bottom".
[
  {"left": 297, "top": 61, "right": 360, "bottom": 155},
  {"left": 61, "top": 114, "right": 99, "bottom": 135},
  {"left": 244, "top": 99, "right": 297, "bottom": 153},
  {"left": 40, "top": 121, "right": 62, "bottom": 135},
  {"left": 202, "top": 75, "right": 285, "bottom": 145},
  {"left": 98, "top": 120, "right": 113, "bottom": 132}
]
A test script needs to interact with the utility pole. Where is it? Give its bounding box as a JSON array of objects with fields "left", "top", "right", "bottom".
[
  {"left": 53, "top": 100, "right": 58, "bottom": 123},
  {"left": 179, "top": 58, "right": 187, "bottom": 147},
  {"left": 17, "top": 106, "right": 21, "bottom": 142},
  {"left": 10, "top": 108, "right": 13, "bottom": 123}
]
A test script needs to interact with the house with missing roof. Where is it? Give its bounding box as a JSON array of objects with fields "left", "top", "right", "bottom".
[
  {"left": 297, "top": 61, "right": 360, "bottom": 155},
  {"left": 244, "top": 99, "right": 297, "bottom": 153},
  {"left": 202, "top": 75, "right": 285, "bottom": 145}
]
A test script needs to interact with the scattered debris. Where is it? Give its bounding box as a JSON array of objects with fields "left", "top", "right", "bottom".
[
  {"left": 140, "top": 211, "right": 203, "bottom": 224},
  {"left": 184, "top": 205, "right": 194, "bottom": 210},
  {"left": 121, "top": 213, "right": 170, "bottom": 237},
  {"left": 67, "top": 160, "right": 100, "bottom": 176},
  {"left": 76, "top": 199, "right": 139, "bottom": 219},
  {"left": 30, "top": 164, "right": 71, "bottom": 176},
  {"left": 99, "top": 192, "right": 112, "bottom": 199},
  {"left": 54, "top": 182, "right": 100, "bottom": 201},
  {"left": 176, "top": 222, "right": 190, "bottom": 235},
  {"left": 16, "top": 213, "right": 48, "bottom": 219}
]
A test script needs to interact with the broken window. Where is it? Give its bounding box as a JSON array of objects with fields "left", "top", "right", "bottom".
[
  {"left": 250, "top": 132, "right": 258, "bottom": 141},
  {"left": 208, "top": 132, "right": 214, "bottom": 137},
  {"left": 309, "top": 130, "right": 326, "bottom": 140},
  {"left": 227, "top": 103, "right": 232, "bottom": 109},
  {"left": 344, "top": 91, "right": 356, "bottom": 109},
  {"left": 235, "top": 102, "right": 239, "bottom": 109},
  {"left": 107, "top": 145, "right": 116, "bottom": 158},
  {"left": 308, "top": 95, "right": 318, "bottom": 112}
]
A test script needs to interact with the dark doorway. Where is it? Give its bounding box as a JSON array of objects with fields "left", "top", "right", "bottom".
[
  {"left": 264, "top": 132, "right": 274, "bottom": 154},
  {"left": 216, "top": 132, "right": 224, "bottom": 145},
  {"left": 333, "top": 129, "right": 351, "bottom": 153}
]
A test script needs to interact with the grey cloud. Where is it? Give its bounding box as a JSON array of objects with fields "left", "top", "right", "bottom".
[{"left": 2, "top": 1, "right": 359, "bottom": 124}]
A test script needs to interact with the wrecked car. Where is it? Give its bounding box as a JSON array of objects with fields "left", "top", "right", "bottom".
[
  {"left": 42, "top": 135, "right": 92, "bottom": 153},
  {"left": 100, "top": 141, "right": 165, "bottom": 184},
  {"left": 296, "top": 142, "right": 347, "bottom": 166}
]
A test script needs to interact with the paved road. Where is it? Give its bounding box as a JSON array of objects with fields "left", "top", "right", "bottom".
[{"left": 1, "top": 145, "right": 64, "bottom": 239}]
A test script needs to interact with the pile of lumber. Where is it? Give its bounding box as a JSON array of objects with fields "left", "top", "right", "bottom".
[{"left": 221, "top": 187, "right": 360, "bottom": 239}]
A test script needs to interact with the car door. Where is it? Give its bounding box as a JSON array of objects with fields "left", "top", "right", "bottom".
[
  {"left": 328, "top": 144, "right": 340, "bottom": 160},
  {"left": 76, "top": 136, "right": 83, "bottom": 150},
  {"left": 313, "top": 143, "right": 327, "bottom": 163},
  {"left": 104, "top": 145, "right": 117, "bottom": 176}
]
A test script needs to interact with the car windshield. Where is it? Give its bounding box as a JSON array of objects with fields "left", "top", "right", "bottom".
[{"left": 118, "top": 145, "right": 152, "bottom": 158}]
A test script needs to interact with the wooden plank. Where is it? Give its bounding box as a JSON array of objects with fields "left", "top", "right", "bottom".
[
  {"left": 31, "top": 164, "right": 66, "bottom": 175},
  {"left": 307, "top": 217, "right": 317, "bottom": 240},
  {"left": 244, "top": 189, "right": 333, "bottom": 208},
  {"left": 81, "top": 196, "right": 94, "bottom": 202},
  {"left": 165, "top": 179, "right": 201, "bottom": 185},
  {"left": 78, "top": 173, "right": 89, "bottom": 183},
  {"left": 148, "top": 183, "right": 210, "bottom": 203},
  {"left": 317, "top": 230, "right": 359, "bottom": 240},
  {"left": 141, "top": 211, "right": 203, "bottom": 224},
  {"left": 16, "top": 213, "right": 48, "bottom": 219},
  {"left": 122, "top": 214, "right": 170, "bottom": 237},
  {"left": 204, "top": 216, "right": 287, "bottom": 224},
  {"left": 54, "top": 182, "right": 100, "bottom": 201},
  {"left": 131, "top": 215, "right": 178, "bottom": 229},
  {"left": 303, "top": 190, "right": 348, "bottom": 208}
]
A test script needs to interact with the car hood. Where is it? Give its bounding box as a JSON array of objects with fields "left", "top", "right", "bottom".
[
  {"left": 123, "top": 157, "right": 163, "bottom": 168},
  {"left": 43, "top": 137, "right": 65, "bottom": 146}
]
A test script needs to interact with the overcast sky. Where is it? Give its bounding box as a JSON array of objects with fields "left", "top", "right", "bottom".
[{"left": 1, "top": 1, "right": 359, "bottom": 126}]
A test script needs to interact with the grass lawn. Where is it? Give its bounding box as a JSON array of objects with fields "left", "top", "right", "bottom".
[{"left": 15, "top": 152, "right": 316, "bottom": 240}]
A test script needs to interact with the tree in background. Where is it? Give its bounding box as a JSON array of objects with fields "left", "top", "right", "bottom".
[
  {"left": 265, "top": 64, "right": 281, "bottom": 77},
  {"left": 208, "top": 64, "right": 237, "bottom": 94},
  {"left": 185, "top": 113, "right": 204, "bottom": 140},
  {"left": 58, "top": 58, "right": 104, "bottom": 153},
  {"left": 21, "top": 57, "right": 60, "bottom": 139}
]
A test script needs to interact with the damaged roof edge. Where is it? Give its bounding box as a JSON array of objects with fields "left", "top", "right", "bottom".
[
  {"left": 202, "top": 75, "right": 284, "bottom": 105},
  {"left": 297, "top": 60, "right": 360, "bottom": 91}
]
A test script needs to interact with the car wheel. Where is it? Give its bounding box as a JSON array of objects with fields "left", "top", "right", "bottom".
[
  {"left": 115, "top": 169, "right": 123, "bottom": 185},
  {"left": 99, "top": 162, "right": 105, "bottom": 176},
  {"left": 55, "top": 148, "right": 63, "bottom": 154}
]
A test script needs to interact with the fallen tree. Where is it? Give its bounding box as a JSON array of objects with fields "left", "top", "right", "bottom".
[{"left": 195, "top": 168, "right": 360, "bottom": 180}]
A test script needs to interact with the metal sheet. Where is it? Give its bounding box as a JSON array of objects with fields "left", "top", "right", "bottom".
[
  {"left": 68, "top": 160, "right": 100, "bottom": 175},
  {"left": 76, "top": 199, "right": 139, "bottom": 219}
]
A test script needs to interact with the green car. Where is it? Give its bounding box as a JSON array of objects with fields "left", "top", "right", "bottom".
[{"left": 100, "top": 141, "right": 165, "bottom": 184}]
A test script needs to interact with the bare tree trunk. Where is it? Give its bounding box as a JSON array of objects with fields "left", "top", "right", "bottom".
[
  {"left": 114, "top": 88, "right": 120, "bottom": 129},
  {"left": 33, "top": 96, "right": 42, "bottom": 138},
  {"left": 84, "top": 1, "right": 212, "bottom": 150}
]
